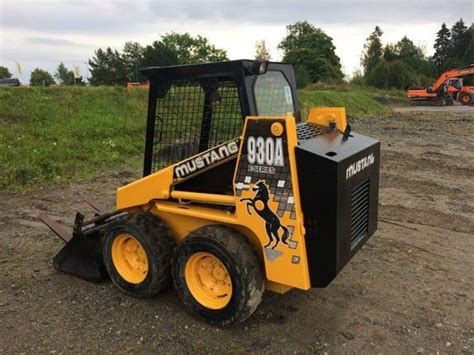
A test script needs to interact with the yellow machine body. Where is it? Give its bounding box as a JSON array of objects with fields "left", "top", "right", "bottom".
[{"left": 116, "top": 111, "right": 347, "bottom": 292}]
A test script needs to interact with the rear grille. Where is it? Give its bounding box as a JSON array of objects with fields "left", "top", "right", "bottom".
[
  {"left": 296, "top": 122, "right": 330, "bottom": 140},
  {"left": 350, "top": 179, "right": 370, "bottom": 250}
]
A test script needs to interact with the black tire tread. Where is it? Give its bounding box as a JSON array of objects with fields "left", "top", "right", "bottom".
[
  {"left": 103, "top": 212, "right": 175, "bottom": 298},
  {"left": 173, "top": 225, "right": 265, "bottom": 326},
  {"left": 193, "top": 225, "right": 265, "bottom": 321}
]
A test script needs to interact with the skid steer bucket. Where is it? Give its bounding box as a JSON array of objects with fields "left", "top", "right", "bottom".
[
  {"left": 37, "top": 209, "right": 127, "bottom": 282},
  {"left": 53, "top": 233, "right": 106, "bottom": 282}
]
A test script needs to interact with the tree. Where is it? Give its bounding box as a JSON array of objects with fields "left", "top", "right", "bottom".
[
  {"left": 366, "top": 61, "right": 391, "bottom": 89},
  {"left": 255, "top": 40, "right": 271, "bottom": 60},
  {"left": 361, "top": 26, "right": 383, "bottom": 76},
  {"left": 461, "top": 26, "right": 474, "bottom": 84},
  {"left": 54, "top": 62, "right": 75, "bottom": 85},
  {"left": 159, "top": 32, "right": 228, "bottom": 64},
  {"left": 0, "top": 66, "right": 12, "bottom": 79},
  {"left": 463, "top": 25, "right": 474, "bottom": 58},
  {"left": 88, "top": 47, "right": 128, "bottom": 86},
  {"left": 141, "top": 33, "right": 228, "bottom": 68},
  {"left": 395, "top": 36, "right": 436, "bottom": 77},
  {"left": 462, "top": 25, "right": 474, "bottom": 64},
  {"left": 30, "top": 68, "right": 55, "bottom": 87},
  {"left": 445, "top": 19, "right": 474, "bottom": 70},
  {"left": 122, "top": 41, "right": 144, "bottom": 82},
  {"left": 278, "top": 21, "right": 343, "bottom": 85},
  {"left": 387, "top": 61, "right": 417, "bottom": 89},
  {"left": 433, "top": 23, "right": 452, "bottom": 69},
  {"left": 87, "top": 33, "right": 228, "bottom": 86},
  {"left": 383, "top": 44, "right": 398, "bottom": 62},
  {"left": 141, "top": 40, "right": 180, "bottom": 68},
  {"left": 366, "top": 60, "right": 416, "bottom": 89},
  {"left": 396, "top": 37, "right": 424, "bottom": 63},
  {"left": 450, "top": 19, "right": 468, "bottom": 59}
]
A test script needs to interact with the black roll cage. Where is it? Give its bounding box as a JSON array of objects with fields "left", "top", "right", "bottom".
[{"left": 141, "top": 59, "right": 300, "bottom": 176}]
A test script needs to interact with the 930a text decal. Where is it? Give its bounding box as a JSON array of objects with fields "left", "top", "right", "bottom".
[{"left": 247, "top": 136, "right": 284, "bottom": 167}]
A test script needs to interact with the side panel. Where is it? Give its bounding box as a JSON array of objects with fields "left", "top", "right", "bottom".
[
  {"left": 296, "top": 132, "right": 380, "bottom": 287},
  {"left": 116, "top": 167, "right": 173, "bottom": 210},
  {"left": 233, "top": 116, "right": 310, "bottom": 290}
]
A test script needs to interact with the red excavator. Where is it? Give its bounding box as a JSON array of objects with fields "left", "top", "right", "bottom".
[{"left": 406, "top": 64, "right": 474, "bottom": 106}]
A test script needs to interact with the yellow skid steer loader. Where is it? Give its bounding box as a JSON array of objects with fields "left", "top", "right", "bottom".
[{"left": 39, "top": 60, "right": 380, "bottom": 326}]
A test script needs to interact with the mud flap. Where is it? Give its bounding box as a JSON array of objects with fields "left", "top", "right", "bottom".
[{"left": 53, "top": 234, "right": 108, "bottom": 282}]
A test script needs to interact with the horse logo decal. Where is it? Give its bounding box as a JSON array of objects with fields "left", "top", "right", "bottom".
[{"left": 240, "top": 181, "right": 289, "bottom": 249}]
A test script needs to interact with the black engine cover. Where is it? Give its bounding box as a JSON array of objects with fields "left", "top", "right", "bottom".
[{"left": 296, "top": 128, "right": 380, "bottom": 287}]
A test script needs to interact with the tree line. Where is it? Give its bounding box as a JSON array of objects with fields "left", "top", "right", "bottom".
[
  {"left": 0, "top": 24, "right": 342, "bottom": 88},
  {"left": 85, "top": 23, "right": 344, "bottom": 88},
  {"left": 87, "top": 32, "right": 228, "bottom": 85},
  {"left": 0, "top": 19, "right": 471, "bottom": 89},
  {"left": 0, "top": 62, "right": 84, "bottom": 86},
  {"left": 359, "top": 19, "right": 473, "bottom": 89}
]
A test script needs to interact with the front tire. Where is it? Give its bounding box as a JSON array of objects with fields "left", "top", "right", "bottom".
[
  {"left": 172, "top": 225, "right": 264, "bottom": 326},
  {"left": 103, "top": 212, "right": 174, "bottom": 298}
]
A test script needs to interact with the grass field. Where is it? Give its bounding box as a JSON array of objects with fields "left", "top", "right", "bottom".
[
  {"left": 0, "top": 85, "right": 399, "bottom": 191},
  {"left": 300, "top": 83, "right": 404, "bottom": 118},
  {"left": 0, "top": 87, "right": 147, "bottom": 191}
]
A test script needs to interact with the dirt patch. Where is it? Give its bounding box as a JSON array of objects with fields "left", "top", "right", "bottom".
[{"left": 1, "top": 111, "right": 474, "bottom": 353}]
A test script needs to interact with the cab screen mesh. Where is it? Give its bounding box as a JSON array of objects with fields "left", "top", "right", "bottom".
[{"left": 152, "top": 79, "right": 243, "bottom": 172}]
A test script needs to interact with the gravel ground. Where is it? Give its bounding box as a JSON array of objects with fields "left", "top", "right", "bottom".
[
  {"left": 1, "top": 110, "right": 473, "bottom": 353},
  {"left": 392, "top": 104, "right": 474, "bottom": 113}
]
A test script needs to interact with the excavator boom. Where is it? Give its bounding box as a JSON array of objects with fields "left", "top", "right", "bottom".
[
  {"left": 431, "top": 64, "right": 474, "bottom": 92},
  {"left": 406, "top": 64, "right": 474, "bottom": 106}
]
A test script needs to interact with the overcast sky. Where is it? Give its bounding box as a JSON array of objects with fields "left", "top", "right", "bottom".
[{"left": 1, "top": 0, "right": 472, "bottom": 83}]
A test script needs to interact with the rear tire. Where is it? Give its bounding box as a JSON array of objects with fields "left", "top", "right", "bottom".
[
  {"left": 460, "top": 92, "right": 472, "bottom": 105},
  {"left": 103, "top": 212, "right": 174, "bottom": 298},
  {"left": 172, "top": 225, "right": 264, "bottom": 326}
]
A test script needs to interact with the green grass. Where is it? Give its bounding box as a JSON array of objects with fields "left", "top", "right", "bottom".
[
  {"left": 0, "top": 86, "right": 147, "bottom": 191},
  {"left": 299, "top": 83, "right": 404, "bottom": 118},
  {"left": 0, "top": 85, "right": 397, "bottom": 191}
]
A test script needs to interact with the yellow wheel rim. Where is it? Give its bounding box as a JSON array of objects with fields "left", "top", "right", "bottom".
[
  {"left": 111, "top": 234, "right": 148, "bottom": 284},
  {"left": 184, "top": 252, "right": 232, "bottom": 310}
]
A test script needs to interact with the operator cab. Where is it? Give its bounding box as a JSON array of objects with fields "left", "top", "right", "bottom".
[
  {"left": 446, "top": 78, "right": 463, "bottom": 90},
  {"left": 141, "top": 60, "right": 300, "bottom": 176}
]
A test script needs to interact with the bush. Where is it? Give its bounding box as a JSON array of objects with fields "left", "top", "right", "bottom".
[
  {"left": 366, "top": 61, "right": 391, "bottom": 89},
  {"left": 367, "top": 60, "right": 418, "bottom": 89},
  {"left": 30, "top": 68, "right": 55, "bottom": 87},
  {"left": 350, "top": 70, "right": 366, "bottom": 86}
]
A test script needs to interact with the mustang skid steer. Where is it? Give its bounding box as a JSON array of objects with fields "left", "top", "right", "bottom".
[{"left": 39, "top": 60, "right": 380, "bottom": 325}]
